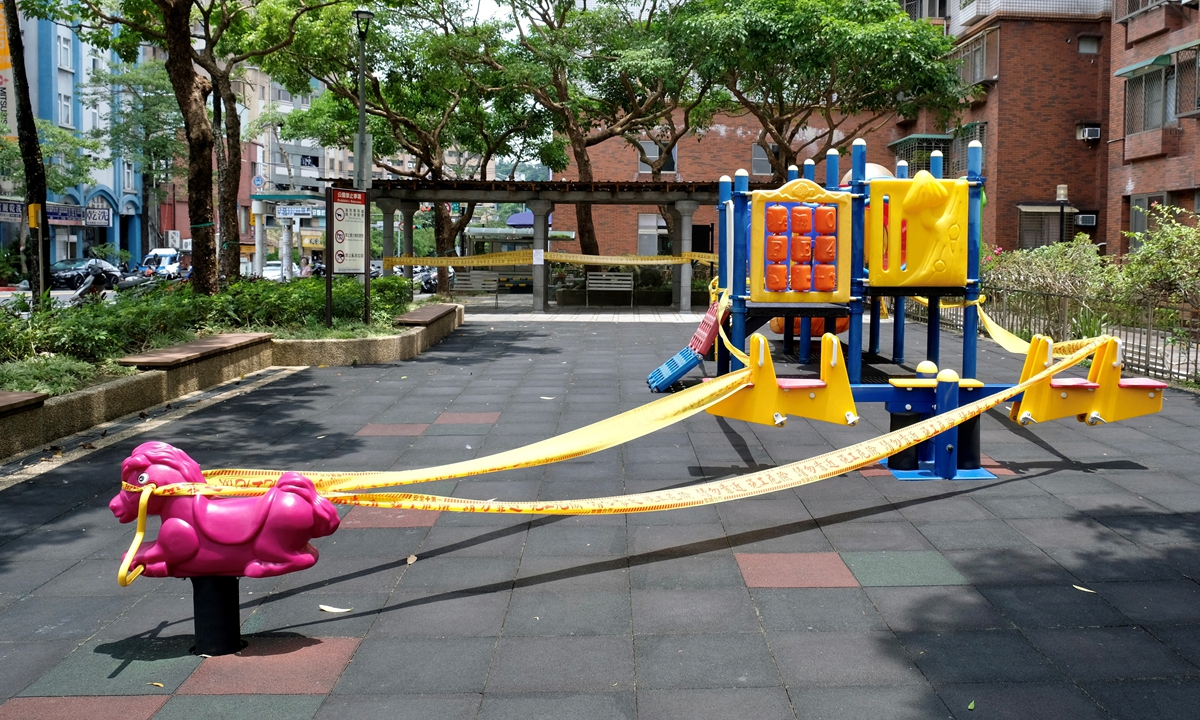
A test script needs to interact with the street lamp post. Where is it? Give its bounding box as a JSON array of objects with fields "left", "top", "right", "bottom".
[
  {"left": 352, "top": 7, "right": 374, "bottom": 324},
  {"left": 1057, "top": 184, "right": 1069, "bottom": 243}
]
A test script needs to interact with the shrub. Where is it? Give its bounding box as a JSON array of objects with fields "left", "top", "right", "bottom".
[
  {"left": 0, "top": 355, "right": 98, "bottom": 395},
  {"left": 982, "top": 234, "right": 1113, "bottom": 298},
  {"left": 1120, "top": 204, "right": 1200, "bottom": 308}
]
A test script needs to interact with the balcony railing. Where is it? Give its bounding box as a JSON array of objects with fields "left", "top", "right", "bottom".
[{"left": 950, "top": 0, "right": 1111, "bottom": 35}]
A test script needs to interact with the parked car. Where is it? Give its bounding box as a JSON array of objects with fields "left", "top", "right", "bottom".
[
  {"left": 139, "top": 248, "right": 181, "bottom": 278},
  {"left": 262, "top": 260, "right": 302, "bottom": 281},
  {"left": 50, "top": 258, "right": 122, "bottom": 290}
]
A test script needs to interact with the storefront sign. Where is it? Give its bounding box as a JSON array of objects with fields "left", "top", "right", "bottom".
[
  {"left": 85, "top": 207, "right": 112, "bottom": 227},
  {"left": 47, "top": 204, "right": 85, "bottom": 226},
  {"left": 0, "top": 201, "right": 23, "bottom": 223},
  {"left": 275, "top": 205, "right": 312, "bottom": 218},
  {"left": 327, "top": 189, "right": 367, "bottom": 275}
]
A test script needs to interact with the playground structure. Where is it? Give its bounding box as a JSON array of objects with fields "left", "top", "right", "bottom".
[{"left": 651, "top": 137, "right": 1167, "bottom": 480}]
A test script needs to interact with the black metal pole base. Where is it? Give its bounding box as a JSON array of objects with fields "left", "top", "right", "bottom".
[
  {"left": 957, "top": 415, "right": 982, "bottom": 471},
  {"left": 190, "top": 576, "right": 246, "bottom": 656},
  {"left": 888, "top": 412, "right": 922, "bottom": 471}
]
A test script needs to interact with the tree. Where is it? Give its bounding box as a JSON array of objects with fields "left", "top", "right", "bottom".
[
  {"left": 25, "top": 0, "right": 341, "bottom": 291},
  {"left": 267, "top": 1, "right": 560, "bottom": 291},
  {"left": 2, "top": 0, "right": 50, "bottom": 298},
  {"left": 0, "top": 120, "right": 107, "bottom": 278},
  {"left": 80, "top": 60, "right": 186, "bottom": 254},
  {"left": 455, "top": 0, "right": 687, "bottom": 256},
  {"left": 676, "top": 0, "right": 967, "bottom": 180}
]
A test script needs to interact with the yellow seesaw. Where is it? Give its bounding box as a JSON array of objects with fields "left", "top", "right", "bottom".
[{"left": 1010, "top": 334, "right": 1167, "bottom": 426}]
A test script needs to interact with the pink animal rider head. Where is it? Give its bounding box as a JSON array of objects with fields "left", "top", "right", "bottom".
[{"left": 111, "top": 441, "right": 206, "bottom": 522}]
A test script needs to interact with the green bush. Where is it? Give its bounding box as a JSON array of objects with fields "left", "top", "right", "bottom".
[{"left": 0, "top": 355, "right": 99, "bottom": 395}]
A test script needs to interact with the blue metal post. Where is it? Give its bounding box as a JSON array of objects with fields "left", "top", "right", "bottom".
[
  {"left": 963, "top": 142, "right": 983, "bottom": 380},
  {"left": 916, "top": 361, "right": 937, "bottom": 465},
  {"left": 803, "top": 159, "right": 815, "bottom": 182},
  {"left": 717, "top": 175, "right": 732, "bottom": 375},
  {"left": 787, "top": 165, "right": 799, "bottom": 182},
  {"left": 892, "top": 160, "right": 907, "bottom": 365},
  {"left": 926, "top": 152, "right": 943, "bottom": 366},
  {"left": 933, "top": 369, "right": 960, "bottom": 480},
  {"left": 847, "top": 142, "right": 865, "bottom": 383},
  {"left": 731, "top": 169, "right": 749, "bottom": 370}
]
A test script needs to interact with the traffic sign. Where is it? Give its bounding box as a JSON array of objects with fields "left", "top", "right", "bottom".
[{"left": 252, "top": 175, "right": 266, "bottom": 189}]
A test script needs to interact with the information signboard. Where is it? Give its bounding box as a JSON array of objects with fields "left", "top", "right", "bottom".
[{"left": 327, "top": 189, "right": 368, "bottom": 274}]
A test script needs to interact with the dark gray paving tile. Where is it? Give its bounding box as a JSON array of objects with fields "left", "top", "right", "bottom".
[
  {"left": 894, "top": 496, "right": 995, "bottom": 523},
  {"left": 333, "top": 636, "right": 496, "bottom": 694},
  {"left": 634, "top": 633, "right": 779, "bottom": 689},
  {"left": 937, "top": 682, "right": 1108, "bottom": 720},
  {"left": 479, "top": 691, "right": 635, "bottom": 720},
  {"left": 240, "top": 591, "right": 388, "bottom": 637},
  {"left": 1092, "top": 580, "right": 1200, "bottom": 625},
  {"left": 523, "top": 525, "right": 627, "bottom": 557},
  {"left": 1027, "top": 626, "right": 1199, "bottom": 681},
  {"left": 487, "top": 636, "right": 633, "bottom": 692},
  {"left": 397, "top": 557, "right": 520, "bottom": 592},
  {"left": 0, "top": 559, "right": 80, "bottom": 596},
  {"left": 629, "top": 555, "right": 748, "bottom": 589},
  {"left": 151, "top": 694, "right": 324, "bottom": 720},
  {"left": 314, "top": 693, "right": 482, "bottom": 720},
  {"left": 915, "top": 520, "right": 1032, "bottom": 551},
  {"left": 515, "top": 556, "right": 631, "bottom": 591},
  {"left": 897, "top": 630, "right": 1063, "bottom": 684},
  {"left": 310, "top": 528, "right": 428, "bottom": 559},
  {"left": 419, "top": 525, "right": 528, "bottom": 558},
  {"left": 824, "top": 522, "right": 935, "bottom": 551},
  {"left": 971, "top": 494, "right": 1082, "bottom": 519},
  {"left": 752, "top": 588, "right": 888, "bottom": 632},
  {"left": 271, "top": 556, "right": 408, "bottom": 595},
  {"left": 1148, "top": 625, "right": 1200, "bottom": 667},
  {"left": 866, "top": 586, "right": 1012, "bottom": 632},
  {"left": 1042, "top": 545, "right": 1182, "bottom": 582},
  {"left": 1083, "top": 678, "right": 1200, "bottom": 720},
  {"left": 978, "top": 584, "right": 1132, "bottom": 629},
  {"left": 769, "top": 631, "right": 925, "bottom": 687},
  {"left": 631, "top": 588, "right": 758, "bottom": 635},
  {"left": 0, "top": 640, "right": 76, "bottom": 699},
  {"left": 791, "top": 685, "right": 950, "bottom": 720},
  {"left": 371, "top": 591, "right": 511, "bottom": 637},
  {"left": 1007, "top": 517, "right": 1137, "bottom": 549},
  {"left": 942, "top": 548, "right": 1077, "bottom": 585},
  {"left": 0, "top": 594, "right": 138, "bottom": 641},
  {"left": 1098, "top": 513, "right": 1200, "bottom": 546},
  {"left": 637, "top": 688, "right": 795, "bottom": 720},
  {"left": 504, "top": 590, "right": 631, "bottom": 636}
]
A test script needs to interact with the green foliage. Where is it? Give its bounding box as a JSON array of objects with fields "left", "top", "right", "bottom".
[
  {"left": 981, "top": 234, "right": 1113, "bottom": 298},
  {"left": 1120, "top": 204, "right": 1200, "bottom": 308},
  {"left": 88, "top": 243, "right": 132, "bottom": 266},
  {"left": 0, "top": 355, "right": 100, "bottom": 395},
  {"left": 1071, "top": 306, "right": 1109, "bottom": 341},
  {"left": 0, "top": 119, "right": 108, "bottom": 195}
]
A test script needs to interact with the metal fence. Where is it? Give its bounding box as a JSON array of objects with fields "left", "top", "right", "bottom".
[{"left": 902, "top": 287, "right": 1200, "bottom": 382}]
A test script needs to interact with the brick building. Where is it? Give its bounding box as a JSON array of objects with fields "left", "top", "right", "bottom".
[
  {"left": 552, "top": 0, "right": 1116, "bottom": 256},
  {"left": 1108, "top": 0, "right": 1200, "bottom": 255}
]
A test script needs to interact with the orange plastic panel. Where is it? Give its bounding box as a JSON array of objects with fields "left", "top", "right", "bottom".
[
  {"left": 815, "top": 206, "right": 837, "bottom": 234},
  {"left": 790, "top": 264, "right": 812, "bottom": 291},
  {"left": 814, "top": 264, "right": 837, "bottom": 292},
  {"left": 815, "top": 235, "right": 837, "bottom": 263},
  {"left": 766, "top": 205, "right": 788, "bottom": 234},
  {"left": 766, "top": 235, "right": 789, "bottom": 262},
  {"left": 791, "top": 207, "right": 812, "bottom": 234},
  {"left": 766, "top": 264, "right": 788, "bottom": 292},
  {"left": 792, "top": 239, "right": 811, "bottom": 263}
]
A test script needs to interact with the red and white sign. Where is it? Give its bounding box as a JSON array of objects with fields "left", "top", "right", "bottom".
[{"left": 328, "top": 189, "right": 367, "bottom": 274}]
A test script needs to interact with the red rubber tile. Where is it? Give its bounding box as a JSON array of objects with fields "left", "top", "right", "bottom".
[
  {"left": 735, "top": 552, "right": 860, "bottom": 588},
  {"left": 859, "top": 464, "right": 892, "bottom": 477},
  {"left": 177, "top": 637, "right": 361, "bottom": 695},
  {"left": 356, "top": 424, "right": 428, "bottom": 436},
  {"left": 340, "top": 506, "right": 441, "bottom": 528},
  {"left": 980, "top": 454, "right": 1015, "bottom": 476},
  {"left": 434, "top": 412, "right": 501, "bottom": 424},
  {"left": 0, "top": 696, "right": 166, "bottom": 720}
]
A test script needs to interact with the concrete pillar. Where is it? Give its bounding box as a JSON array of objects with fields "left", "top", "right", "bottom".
[
  {"left": 376, "top": 198, "right": 400, "bottom": 276},
  {"left": 126, "top": 213, "right": 142, "bottom": 270},
  {"left": 252, "top": 200, "right": 265, "bottom": 276},
  {"left": 281, "top": 217, "right": 293, "bottom": 280},
  {"left": 400, "top": 200, "right": 419, "bottom": 280},
  {"left": 528, "top": 199, "right": 553, "bottom": 312},
  {"left": 675, "top": 200, "right": 698, "bottom": 311}
]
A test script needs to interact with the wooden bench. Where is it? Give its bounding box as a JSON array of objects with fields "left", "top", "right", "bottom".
[
  {"left": 0, "top": 390, "right": 48, "bottom": 419},
  {"left": 455, "top": 270, "right": 500, "bottom": 307},
  {"left": 586, "top": 272, "right": 635, "bottom": 307},
  {"left": 394, "top": 303, "right": 460, "bottom": 327},
  {"left": 117, "top": 333, "right": 273, "bottom": 370}
]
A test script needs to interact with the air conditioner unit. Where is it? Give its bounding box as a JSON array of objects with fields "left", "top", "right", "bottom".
[
  {"left": 1079, "top": 126, "right": 1102, "bottom": 141},
  {"left": 1075, "top": 214, "right": 1097, "bottom": 227},
  {"left": 182, "top": 238, "right": 192, "bottom": 251},
  {"left": 166, "top": 230, "right": 181, "bottom": 248}
]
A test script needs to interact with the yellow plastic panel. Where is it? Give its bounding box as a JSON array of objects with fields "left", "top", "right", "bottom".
[
  {"left": 866, "top": 171, "right": 969, "bottom": 288},
  {"left": 749, "top": 179, "right": 851, "bottom": 303}
]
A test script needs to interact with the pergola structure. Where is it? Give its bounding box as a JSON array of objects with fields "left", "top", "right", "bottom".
[{"left": 339, "top": 179, "right": 772, "bottom": 311}]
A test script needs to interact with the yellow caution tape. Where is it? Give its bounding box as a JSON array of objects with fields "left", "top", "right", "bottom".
[
  {"left": 116, "top": 484, "right": 153, "bottom": 587},
  {"left": 384, "top": 251, "right": 719, "bottom": 268},
  {"left": 912, "top": 296, "right": 1095, "bottom": 358},
  {"left": 194, "top": 369, "right": 752, "bottom": 492},
  {"left": 129, "top": 336, "right": 1106, "bottom": 517}
]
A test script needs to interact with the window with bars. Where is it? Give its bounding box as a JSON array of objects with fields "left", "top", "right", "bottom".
[
  {"left": 951, "top": 30, "right": 997, "bottom": 87},
  {"left": 1119, "top": 0, "right": 1167, "bottom": 21},
  {"left": 950, "top": 123, "right": 986, "bottom": 177},
  {"left": 1176, "top": 49, "right": 1200, "bottom": 117},
  {"left": 1125, "top": 66, "right": 1177, "bottom": 135},
  {"left": 1019, "top": 210, "right": 1075, "bottom": 249},
  {"left": 902, "top": 0, "right": 946, "bottom": 21},
  {"left": 890, "top": 135, "right": 951, "bottom": 174}
]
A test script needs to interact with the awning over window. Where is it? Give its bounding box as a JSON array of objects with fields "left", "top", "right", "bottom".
[
  {"left": 1114, "top": 55, "right": 1171, "bottom": 78},
  {"left": 1017, "top": 204, "right": 1080, "bottom": 213}
]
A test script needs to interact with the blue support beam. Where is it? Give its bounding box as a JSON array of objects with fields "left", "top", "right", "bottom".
[
  {"left": 717, "top": 176, "right": 732, "bottom": 376},
  {"left": 731, "top": 170, "right": 749, "bottom": 370},
  {"left": 847, "top": 142, "right": 865, "bottom": 383},
  {"left": 892, "top": 160, "right": 908, "bottom": 366},
  {"left": 963, "top": 143, "right": 984, "bottom": 379}
]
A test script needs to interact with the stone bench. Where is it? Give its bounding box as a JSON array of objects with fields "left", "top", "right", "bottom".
[{"left": 394, "top": 303, "right": 460, "bottom": 327}]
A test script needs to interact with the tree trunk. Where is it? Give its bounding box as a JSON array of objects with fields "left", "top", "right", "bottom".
[
  {"left": 158, "top": 0, "right": 218, "bottom": 294},
  {"left": 568, "top": 136, "right": 600, "bottom": 257},
  {"left": 4, "top": 0, "right": 49, "bottom": 300},
  {"left": 215, "top": 72, "right": 242, "bottom": 280},
  {"left": 212, "top": 87, "right": 227, "bottom": 277},
  {"left": 434, "top": 202, "right": 454, "bottom": 293}
]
